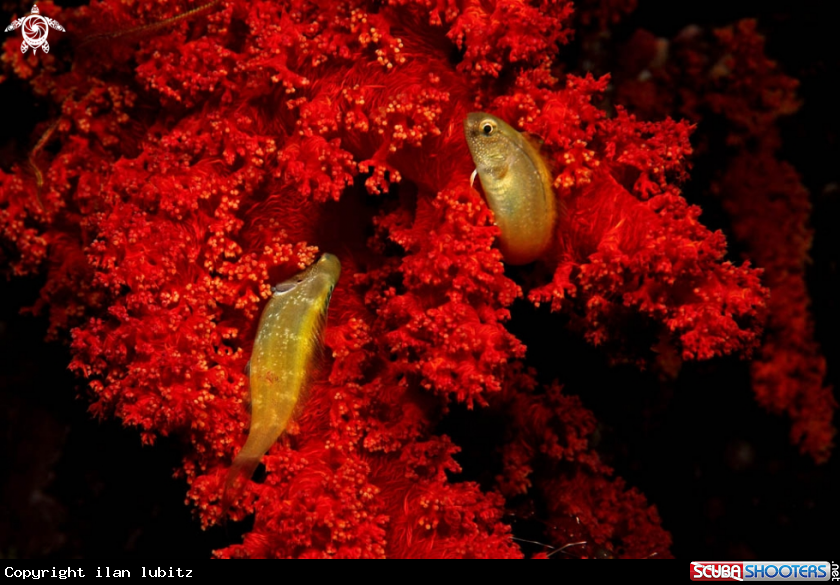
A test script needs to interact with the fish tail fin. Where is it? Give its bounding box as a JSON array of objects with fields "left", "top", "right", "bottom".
[{"left": 220, "top": 454, "right": 261, "bottom": 520}]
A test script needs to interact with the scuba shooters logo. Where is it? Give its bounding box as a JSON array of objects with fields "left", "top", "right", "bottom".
[
  {"left": 691, "top": 561, "right": 835, "bottom": 581},
  {"left": 4, "top": 4, "right": 65, "bottom": 54},
  {"left": 692, "top": 563, "right": 745, "bottom": 581}
]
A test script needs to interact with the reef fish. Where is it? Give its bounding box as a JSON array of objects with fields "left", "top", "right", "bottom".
[
  {"left": 223, "top": 253, "right": 341, "bottom": 509},
  {"left": 464, "top": 112, "right": 558, "bottom": 265}
]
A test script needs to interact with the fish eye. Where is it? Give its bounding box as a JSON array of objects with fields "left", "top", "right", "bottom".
[{"left": 481, "top": 121, "right": 495, "bottom": 135}]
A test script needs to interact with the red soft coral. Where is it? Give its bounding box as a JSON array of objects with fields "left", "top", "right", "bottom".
[
  {"left": 1, "top": 0, "right": 771, "bottom": 557},
  {"left": 614, "top": 19, "right": 835, "bottom": 462},
  {"left": 487, "top": 72, "right": 766, "bottom": 364}
]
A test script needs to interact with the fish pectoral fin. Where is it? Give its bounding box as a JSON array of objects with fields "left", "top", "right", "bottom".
[{"left": 470, "top": 169, "right": 478, "bottom": 188}]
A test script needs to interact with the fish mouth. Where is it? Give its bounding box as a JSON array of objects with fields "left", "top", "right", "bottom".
[{"left": 316, "top": 252, "right": 342, "bottom": 280}]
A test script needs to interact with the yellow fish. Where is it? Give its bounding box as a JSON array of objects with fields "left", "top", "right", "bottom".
[
  {"left": 223, "top": 253, "right": 341, "bottom": 510},
  {"left": 464, "top": 112, "right": 558, "bottom": 265}
]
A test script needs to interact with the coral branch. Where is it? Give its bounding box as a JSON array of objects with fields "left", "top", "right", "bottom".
[{"left": 615, "top": 19, "right": 835, "bottom": 461}]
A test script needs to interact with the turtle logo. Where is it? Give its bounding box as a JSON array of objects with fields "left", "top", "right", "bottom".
[{"left": 5, "top": 4, "right": 65, "bottom": 54}]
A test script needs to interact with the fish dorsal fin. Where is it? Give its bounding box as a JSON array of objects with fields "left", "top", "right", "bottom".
[
  {"left": 521, "top": 131, "right": 545, "bottom": 150},
  {"left": 244, "top": 360, "right": 252, "bottom": 414},
  {"left": 311, "top": 290, "right": 331, "bottom": 353}
]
